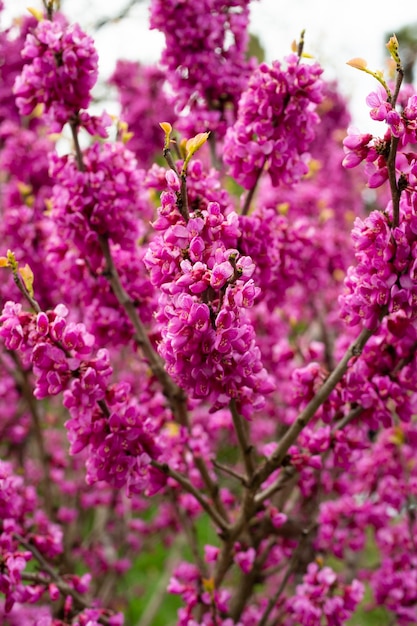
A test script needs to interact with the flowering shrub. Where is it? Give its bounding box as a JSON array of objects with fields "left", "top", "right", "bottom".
[{"left": 0, "top": 3, "right": 416, "bottom": 625}]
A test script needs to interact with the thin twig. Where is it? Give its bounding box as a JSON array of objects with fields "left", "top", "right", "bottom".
[
  {"left": 230, "top": 399, "right": 255, "bottom": 478},
  {"left": 254, "top": 466, "right": 297, "bottom": 506},
  {"left": 333, "top": 404, "right": 364, "bottom": 432},
  {"left": 151, "top": 460, "right": 230, "bottom": 534},
  {"left": 93, "top": 0, "right": 143, "bottom": 30},
  {"left": 241, "top": 162, "right": 265, "bottom": 216},
  {"left": 212, "top": 460, "right": 248, "bottom": 486}
]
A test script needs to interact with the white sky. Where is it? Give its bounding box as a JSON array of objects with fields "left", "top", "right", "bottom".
[{"left": 2, "top": 0, "right": 417, "bottom": 132}]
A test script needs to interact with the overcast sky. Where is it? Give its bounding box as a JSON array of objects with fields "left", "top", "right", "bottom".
[{"left": 2, "top": 0, "right": 417, "bottom": 132}]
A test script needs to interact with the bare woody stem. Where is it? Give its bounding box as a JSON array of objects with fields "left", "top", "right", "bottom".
[
  {"left": 179, "top": 172, "right": 190, "bottom": 221},
  {"left": 69, "top": 119, "right": 85, "bottom": 172},
  {"left": 163, "top": 145, "right": 189, "bottom": 221},
  {"left": 241, "top": 161, "right": 265, "bottom": 216},
  {"left": 387, "top": 135, "right": 401, "bottom": 228},
  {"left": 386, "top": 66, "right": 404, "bottom": 228}
]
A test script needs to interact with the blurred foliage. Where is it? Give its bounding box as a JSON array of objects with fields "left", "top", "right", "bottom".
[
  {"left": 247, "top": 32, "right": 265, "bottom": 63},
  {"left": 122, "top": 513, "right": 218, "bottom": 626}
]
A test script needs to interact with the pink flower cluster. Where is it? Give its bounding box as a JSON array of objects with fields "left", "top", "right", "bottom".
[
  {"left": 49, "top": 141, "right": 150, "bottom": 254},
  {"left": 285, "top": 563, "right": 364, "bottom": 626},
  {"left": 339, "top": 201, "right": 417, "bottom": 330},
  {"left": 0, "top": 302, "right": 162, "bottom": 495},
  {"left": 343, "top": 84, "right": 417, "bottom": 189},
  {"left": 149, "top": 0, "right": 254, "bottom": 136},
  {"left": 145, "top": 173, "right": 274, "bottom": 417},
  {"left": 14, "top": 18, "right": 102, "bottom": 133},
  {"left": 168, "top": 560, "right": 232, "bottom": 626},
  {"left": 223, "top": 55, "right": 323, "bottom": 189}
]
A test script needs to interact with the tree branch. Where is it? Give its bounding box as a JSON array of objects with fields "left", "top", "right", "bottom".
[{"left": 251, "top": 325, "right": 374, "bottom": 490}]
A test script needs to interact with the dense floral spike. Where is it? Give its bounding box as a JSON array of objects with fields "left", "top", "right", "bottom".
[
  {"left": 149, "top": 0, "right": 255, "bottom": 137},
  {"left": 339, "top": 200, "right": 417, "bottom": 330},
  {"left": 223, "top": 55, "right": 323, "bottom": 189},
  {"left": 0, "top": 301, "right": 163, "bottom": 497},
  {"left": 14, "top": 17, "right": 103, "bottom": 133},
  {"left": 50, "top": 141, "right": 150, "bottom": 252},
  {"left": 145, "top": 164, "right": 274, "bottom": 417}
]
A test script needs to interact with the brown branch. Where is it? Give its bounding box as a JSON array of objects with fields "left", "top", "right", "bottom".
[
  {"left": 387, "top": 135, "right": 401, "bottom": 228},
  {"left": 250, "top": 325, "right": 374, "bottom": 490}
]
